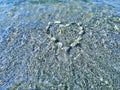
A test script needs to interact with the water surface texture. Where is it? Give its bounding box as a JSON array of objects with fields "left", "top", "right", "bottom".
[{"left": 0, "top": 0, "right": 120, "bottom": 90}]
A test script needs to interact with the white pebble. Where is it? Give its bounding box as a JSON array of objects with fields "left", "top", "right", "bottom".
[
  {"left": 57, "top": 42, "right": 63, "bottom": 48},
  {"left": 46, "top": 22, "right": 51, "bottom": 31},
  {"left": 59, "top": 24, "right": 64, "bottom": 28},
  {"left": 77, "top": 22, "right": 81, "bottom": 26},
  {"left": 70, "top": 42, "right": 76, "bottom": 47},
  {"left": 76, "top": 36, "right": 82, "bottom": 41},
  {"left": 46, "top": 26, "right": 49, "bottom": 30},
  {"left": 63, "top": 46, "right": 70, "bottom": 52},
  {"left": 89, "top": 31, "right": 92, "bottom": 36},
  {"left": 114, "top": 24, "right": 119, "bottom": 30},
  {"left": 91, "top": 85, "right": 94, "bottom": 88},
  {"left": 101, "top": 38, "right": 105, "bottom": 43},
  {"left": 70, "top": 41, "right": 79, "bottom": 47},
  {"left": 51, "top": 37, "right": 56, "bottom": 41},
  {"left": 48, "top": 22, "right": 51, "bottom": 25},
  {"left": 100, "top": 77, "right": 103, "bottom": 81},
  {"left": 78, "top": 26, "right": 83, "bottom": 30},
  {"left": 65, "top": 23, "right": 71, "bottom": 27},
  {"left": 54, "top": 21, "right": 61, "bottom": 24},
  {"left": 79, "top": 30, "right": 84, "bottom": 35},
  {"left": 105, "top": 80, "right": 109, "bottom": 84}
]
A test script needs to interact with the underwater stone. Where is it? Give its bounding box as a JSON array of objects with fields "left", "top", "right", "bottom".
[
  {"left": 50, "top": 36, "right": 59, "bottom": 43},
  {"left": 51, "top": 37, "right": 56, "bottom": 42},
  {"left": 48, "top": 22, "right": 51, "bottom": 25},
  {"left": 78, "top": 30, "right": 84, "bottom": 35},
  {"left": 54, "top": 21, "right": 61, "bottom": 24},
  {"left": 105, "top": 81, "right": 109, "bottom": 84},
  {"left": 57, "top": 42, "right": 63, "bottom": 48},
  {"left": 76, "top": 36, "right": 82, "bottom": 41},
  {"left": 46, "top": 22, "right": 51, "bottom": 34},
  {"left": 70, "top": 42, "right": 77, "bottom": 47},
  {"left": 114, "top": 24, "right": 119, "bottom": 31},
  {"left": 100, "top": 77, "right": 103, "bottom": 81},
  {"left": 65, "top": 23, "right": 71, "bottom": 27},
  {"left": 62, "top": 46, "right": 71, "bottom": 53},
  {"left": 78, "top": 26, "right": 83, "bottom": 30},
  {"left": 59, "top": 24, "right": 64, "bottom": 28},
  {"left": 77, "top": 22, "right": 82, "bottom": 26},
  {"left": 70, "top": 39, "right": 80, "bottom": 48}
]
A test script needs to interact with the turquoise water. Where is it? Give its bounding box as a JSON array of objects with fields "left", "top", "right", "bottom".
[{"left": 0, "top": 0, "right": 120, "bottom": 90}]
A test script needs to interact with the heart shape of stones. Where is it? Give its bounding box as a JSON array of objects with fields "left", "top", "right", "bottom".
[{"left": 45, "top": 21, "right": 85, "bottom": 53}]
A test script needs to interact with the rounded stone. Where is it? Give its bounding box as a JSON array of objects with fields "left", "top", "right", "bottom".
[{"left": 57, "top": 42, "right": 63, "bottom": 48}]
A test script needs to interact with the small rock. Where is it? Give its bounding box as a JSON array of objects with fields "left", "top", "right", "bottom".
[
  {"left": 114, "top": 24, "right": 119, "bottom": 31},
  {"left": 57, "top": 42, "right": 63, "bottom": 48},
  {"left": 78, "top": 26, "right": 83, "bottom": 30},
  {"left": 70, "top": 39, "right": 80, "bottom": 47},
  {"left": 77, "top": 22, "right": 82, "bottom": 26},
  {"left": 50, "top": 37, "right": 59, "bottom": 43},
  {"left": 105, "top": 80, "right": 109, "bottom": 84},
  {"left": 46, "top": 25, "right": 49, "bottom": 30},
  {"left": 100, "top": 77, "right": 103, "bottom": 81},
  {"left": 46, "top": 26, "right": 50, "bottom": 33},
  {"left": 76, "top": 36, "right": 82, "bottom": 41},
  {"left": 70, "top": 22, "right": 76, "bottom": 25},
  {"left": 89, "top": 31, "right": 92, "bottom": 36},
  {"left": 59, "top": 24, "right": 64, "bottom": 28},
  {"left": 51, "top": 37, "right": 56, "bottom": 41},
  {"left": 70, "top": 38, "right": 82, "bottom": 47},
  {"left": 54, "top": 21, "right": 61, "bottom": 24},
  {"left": 65, "top": 23, "right": 71, "bottom": 27},
  {"left": 46, "top": 22, "right": 51, "bottom": 34},
  {"left": 101, "top": 38, "right": 105, "bottom": 43},
  {"left": 91, "top": 85, "right": 94, "bottom": 89},
  {"left": 78, "top": 30, "right": 84, "bottom": 35},
  {"left": 48, "top": 22, "right": 51, "bottom": 25},
  {"left": 63, "top": 46, "right": 71, "bottom": 53},
  {"left": 65, "top": 22, "right": 76, "bottom": 27},
  {"left": 70, "top": 42, "right": 76, "bottom": 47}
]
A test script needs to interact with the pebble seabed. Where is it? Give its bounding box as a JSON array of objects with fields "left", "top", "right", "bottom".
[{"left": 0, "top": 1, "right": 120, "bottom": 90}]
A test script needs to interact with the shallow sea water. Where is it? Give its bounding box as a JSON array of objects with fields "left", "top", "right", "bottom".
[{"left": 0, "top": 0, "right": 120, "bottom": 90}]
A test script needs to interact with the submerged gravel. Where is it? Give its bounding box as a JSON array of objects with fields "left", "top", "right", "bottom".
[{"left": 0, "top": 0, "right": 120, "bottom": 90}]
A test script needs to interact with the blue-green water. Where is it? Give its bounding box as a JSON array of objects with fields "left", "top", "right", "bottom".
[{"left": 0, "top": 0, "right": 120, "bottom": 90}]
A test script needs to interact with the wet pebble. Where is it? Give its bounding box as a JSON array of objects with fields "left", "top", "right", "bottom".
[
  {"left": 78, "top": 30, "right": 84, "bottom": 35},
  {"left": 76, "top": 36, "right": 82, "bottom": 41},
  {"left": 62, "top": 46, "right": 71, "bottom": 53},
  {"left": 77, "top": 22, "right": 82, "bottom": 26},
  {"left": 70, "top": 40, "right": 79, "bottom": 47},
  {"left": 59, "top": 24, "right": 64, "bottom": 28},
  {"left": 48, "top": 22, "right": 51, "bottom": 25},
  {"left": 78, "top": 26, "right": 83, "bottom": 30},
  {"left": 70, "top": 42, "right": 77, "bottom": 47},
  {"left": 101, "top": 38, "right": 105, "bottom": 43},
  {"left": 100, "top": 77, "right": 103, "bottom": 81},
  {"left": 65, "top": 23, "right": 71, "bottom": 27},
  {"left": 57, "top": 42, "right": 63, "bottom": 48},
  {"left": 69, "top": 36, "right": 82, "bottom": 48},
  {"left": 46, "top": 22, "right": 51, "bottom": 34},
  {"left": 89, "top": 31, "right": 93, "bottom": 36},
  {"left": 54, "top": 21, "right": 61, "bottom": 24},
  {"left": 114, "top": 24, "right": 119, "bottom": 31},
  {"left": 51, "top": 37, "right": 56, "bottom": 42},
  {"left": 105, "top": 80, "right": 109, "bottom": 84}
]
